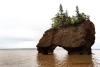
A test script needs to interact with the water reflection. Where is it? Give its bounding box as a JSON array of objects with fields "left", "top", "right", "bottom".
[
  {"left": 36, "top": 50, "right": 100, "bottom": 67},
  {"left": 65, "top": 55, "right": 94, "bottom": 67},
  {"left": 92, "top": 53, "right": 100, "bottom": 67},
  {"left": 37, "top": 53, "right": 55, "bottom": 67}
]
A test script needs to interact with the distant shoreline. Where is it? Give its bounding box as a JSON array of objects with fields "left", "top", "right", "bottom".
[
  {"left": 0, "top": 48, "right": 99, "bottom": 50},
  {"left": 0, "top": 48, "right": 37, "bottom": 50}
]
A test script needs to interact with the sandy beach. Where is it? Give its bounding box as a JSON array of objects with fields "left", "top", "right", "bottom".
[{"left": 0, "top": 50, "right": 100, "bottom": 67}]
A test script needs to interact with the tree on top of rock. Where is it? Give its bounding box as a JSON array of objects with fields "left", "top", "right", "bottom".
[
  {"left": 76, "top": 6, "right": 79, "bottom": 16},
  {"left": 65, "top": 10, "right": 68, "bottom": 17},
  {"left": 51, "top": 4, "right": 71, "bottom": 29},
  {"left": 59, "top": 4, "right": 63, "bottom": 16},
  {"left": 75, "top": 6, "right": 90, "bottom": 23},
  {"left": 51, "top": 4, "right": 65, "bottom": 29},
  {"left": 51, "top": 4, "right": 90, "bottom": 29}
]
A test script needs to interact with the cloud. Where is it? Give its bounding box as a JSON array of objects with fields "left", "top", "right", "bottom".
[
  {"left": 0, "top": 29, "right": 41, "bottom": 48},
  {"left": 0, "top": 41, "right": 37, "bottom": 48},
  {"left": 0, "top": 0, "right": 100, "bottom": 49}
]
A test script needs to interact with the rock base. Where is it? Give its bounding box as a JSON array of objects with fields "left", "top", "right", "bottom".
[{"left": 36, "top": 21, "right": 95, "bottom": 55}]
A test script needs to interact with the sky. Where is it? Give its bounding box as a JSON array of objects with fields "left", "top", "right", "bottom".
[{"left": 0, "top": 0, "right": 99, "bottom": 49}]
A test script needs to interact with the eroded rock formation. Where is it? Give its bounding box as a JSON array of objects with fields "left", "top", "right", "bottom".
[{"left": 36, "top": 21, "right": 95, "bottom": 55}]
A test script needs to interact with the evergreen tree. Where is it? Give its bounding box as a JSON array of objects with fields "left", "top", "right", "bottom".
[
  {"left": 59, "top": 4, "right": 63, "bottom": 16},
  {"left": 65, "top": 10, "right": 68, "bottom": 17},
  {"left": 51, "top": 4, "right": 90, "bottom": 29},
  {"left": 76, "top": 6, "right": 79, "bottom": 16},
  {"left": 59, "top": 4, "right": 64, "bottom": 27}
]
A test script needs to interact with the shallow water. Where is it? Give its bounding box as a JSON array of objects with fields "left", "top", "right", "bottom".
[{"left": 0, "top": 50, "right": 100, "bottom": 67}]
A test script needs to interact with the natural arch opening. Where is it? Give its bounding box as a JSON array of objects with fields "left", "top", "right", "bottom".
[
  {"left": 54, "top": 46, "right": 68, "bottom": 55},
  {"left": 48, "top": 45, "right": 68, "bottom": 54}
]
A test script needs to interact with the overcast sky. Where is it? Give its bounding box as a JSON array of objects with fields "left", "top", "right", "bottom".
[{"left": 0, "top": 0, "right": 99, "bottom": 49}]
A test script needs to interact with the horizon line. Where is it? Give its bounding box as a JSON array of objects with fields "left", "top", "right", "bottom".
[{"left": 0, "top": 48, "right": 99, "bottom": 50}]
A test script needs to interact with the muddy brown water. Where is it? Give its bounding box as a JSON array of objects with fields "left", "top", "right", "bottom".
[{"left": 0, "top": 50, "right": 100, "bottom": 67}]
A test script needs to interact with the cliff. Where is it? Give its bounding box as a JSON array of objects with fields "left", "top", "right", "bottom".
[{"left": 36, "top": 21, "right": 95, "bottom": 55}]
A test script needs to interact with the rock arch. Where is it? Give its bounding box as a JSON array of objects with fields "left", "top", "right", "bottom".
[
  {"left": 37, "top": 21, "right": 95, "bottom": 55},
  {"left": 37, "top": 45, "right": 67, "bottom": 55}
]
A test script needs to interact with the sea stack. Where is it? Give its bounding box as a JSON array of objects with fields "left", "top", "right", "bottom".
[{"left": 36, "top": 4, "right": 95, "bottom": 55}]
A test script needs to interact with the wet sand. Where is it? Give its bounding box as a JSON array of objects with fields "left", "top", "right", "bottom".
[{"left": 0, "top": 50, "right": 100, "bottom": 67}]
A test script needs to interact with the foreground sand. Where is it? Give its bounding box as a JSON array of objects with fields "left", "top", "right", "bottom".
[{"left": 0, "top": 50, "right": 100, "bottom": 67}]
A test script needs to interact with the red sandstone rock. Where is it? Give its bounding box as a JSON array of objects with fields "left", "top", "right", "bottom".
[{"left": 36, "top": 21, "right": 95, "bottom": 55}]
